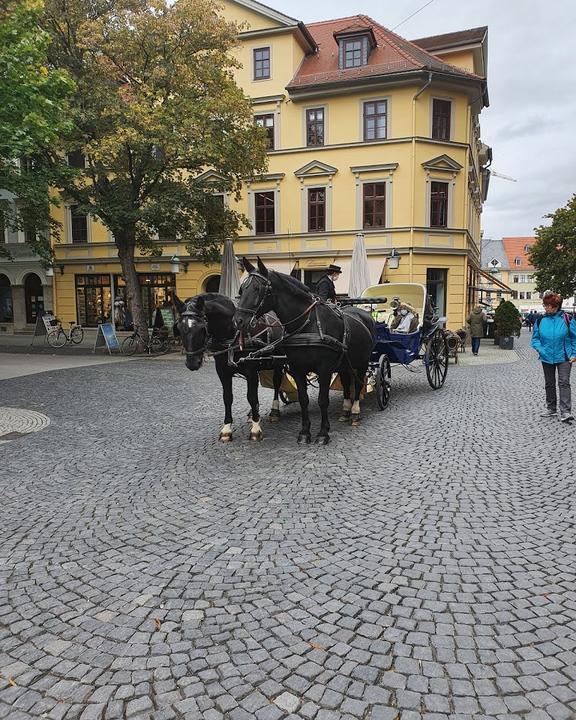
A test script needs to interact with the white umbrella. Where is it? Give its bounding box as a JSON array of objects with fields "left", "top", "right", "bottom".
[
  {"left": 349, "top": 232, "right": 371, "bottom": 297},
  {"left": 218, "top": 238, "right": 241, "bottom": 300}
]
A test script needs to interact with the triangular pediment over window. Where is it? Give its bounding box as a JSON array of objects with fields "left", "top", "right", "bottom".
[
  {"left": 294, "top": 160, "right": 338, "bottom": 178},
  {"left": 196, "top": 170, "right": 228, "bottom": 184},
  {"left": 421, "top": 155, "right": 463, "bottom": 172}
]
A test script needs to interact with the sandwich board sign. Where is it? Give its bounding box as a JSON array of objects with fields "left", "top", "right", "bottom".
[
  {"left": 30, "top": 312, "right": 58, "bottom": 346},
  {"left": 94, "top": 322, "right": 120, "bottom": 354},
  {"left": 159, "top": 307, "right": 174, "bottom": 329}
]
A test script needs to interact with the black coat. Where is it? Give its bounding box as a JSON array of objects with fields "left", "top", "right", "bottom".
[{"left": 315, "top": 274, "right": 336, "bottom": 301}]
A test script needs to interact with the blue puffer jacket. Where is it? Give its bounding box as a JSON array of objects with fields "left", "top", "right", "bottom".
[{"left": 531, "top": 310, "right": 576, "bottom": 364}]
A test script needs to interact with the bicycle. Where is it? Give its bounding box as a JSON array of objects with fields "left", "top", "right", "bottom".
[
  {"left": 46, "top": 320, "right": 84, "bottom": 348},
  {"left": 121, "top": 328, "right": 170, "bottom": 356}
]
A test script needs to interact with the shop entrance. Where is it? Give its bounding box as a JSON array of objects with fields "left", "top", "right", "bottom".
[
  {"left": 139, "top": 273, "right": 176, "bottom": 326},
  {"left": 75, "top": 274, "right": 112, "bottom": 327},
  {"left": 0, "top": 274, "right": 14, "bottom": 322},
  {"left": 426, "top": 268, "right": 447, "bottom": 318},
  {"left": 24, "top": 273, "right": 44, "bottom": 324}
]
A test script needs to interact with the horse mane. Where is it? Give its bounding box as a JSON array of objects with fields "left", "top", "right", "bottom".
[
  {"left": 185, "top": 292, "right": 235, "bottom": 316},
  {"left": 270, "top": 270, "right": 314, "bottom": 300}
]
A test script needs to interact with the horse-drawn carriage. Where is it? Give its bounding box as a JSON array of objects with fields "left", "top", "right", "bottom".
[{"left": 177, "top": 260, "right": 449, "bottom": 444}]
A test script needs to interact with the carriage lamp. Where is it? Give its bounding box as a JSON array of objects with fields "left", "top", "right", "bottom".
[
  {"left": 388, "top": 248, "right": 400, "bottom": 270},
  {"left": 170, "top": 255, "right": 181, "bottom": 274}
]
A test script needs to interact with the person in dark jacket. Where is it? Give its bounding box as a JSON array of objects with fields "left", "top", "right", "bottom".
[
  {"left": 531, "top": 291, "right": 576, "bottom": 423},
  {"left": 467, "top": 305, "right": 486, "bottom": 355},
  {"left": 315, "top": 264, "right": 342, "bottom": 301}
]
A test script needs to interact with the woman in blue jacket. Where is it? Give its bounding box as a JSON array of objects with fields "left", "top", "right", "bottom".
[{"left": 531, "top": 291, "right": 576, "bottom": 422}]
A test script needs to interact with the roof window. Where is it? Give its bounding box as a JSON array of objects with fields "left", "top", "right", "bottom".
[{"left": 334, "top": 26, "right": 376, "bottom": 70}]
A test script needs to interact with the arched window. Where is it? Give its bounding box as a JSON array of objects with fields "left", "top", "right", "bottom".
[
  {"left": 0, "top": 274, "right": 13, "bottom": 322},
  {"left": 203, "top": 275, "right": 221, "bottom": 293}
]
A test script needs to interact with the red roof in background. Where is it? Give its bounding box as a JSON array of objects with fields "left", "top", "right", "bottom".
[
  {"left": 287, "top": 15, "right": 483, "bottom": 91},
  {"left": 411, "top": 26, "right": 487, "bottom": 53},
  {"left": 502, "top": 237, "right": 536, "bottom": 271}
]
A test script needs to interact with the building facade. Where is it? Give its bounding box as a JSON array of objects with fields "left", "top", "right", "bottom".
[
  {"left": 43, "top": 0, "right": 491, "bottom": 331},
  {"left": 480, "top": 236, "right": 540, "bottom": 313}
]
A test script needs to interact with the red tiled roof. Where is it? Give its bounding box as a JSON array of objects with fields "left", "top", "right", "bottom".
[
  {"left": 287, "top": 15, "right": 483, "bottom": 91},
  {"left": 502, "top": 237, "right": 536, "bottom": 271},
  {"left": 411, "top": 26, "right": 487, "bottom": 52}
]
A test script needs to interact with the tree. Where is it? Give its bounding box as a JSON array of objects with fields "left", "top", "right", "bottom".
[
  {"left": 0, "top": 0, "right": 74, "bottom": 261},
  {"left": 41, "top": 0, "right": 268, "bottom": 343},
  {"left": 529, "top": 195, "right": 576, "bottom": 298}
]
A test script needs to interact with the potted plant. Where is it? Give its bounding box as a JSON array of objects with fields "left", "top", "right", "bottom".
[{"left": 494, "top": 300, "right": 522, "bottom": 349}]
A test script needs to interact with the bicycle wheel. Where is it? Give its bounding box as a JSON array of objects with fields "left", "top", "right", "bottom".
[
  {"left": 121, "top": 335, "right": 138, "bottom": 356},
  {"left": 150, "top": 336, "right": 167, "bottom": 354},
  {"left": 70, "top": 325, "right": 84, "bottom": 344},
  {"left": 47, "top": 329, "right": 66, "bottom": 348}
]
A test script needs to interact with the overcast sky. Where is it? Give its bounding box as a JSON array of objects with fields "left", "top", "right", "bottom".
[{"left": 270, "top": 0, "right": 576, "bottom": 240}]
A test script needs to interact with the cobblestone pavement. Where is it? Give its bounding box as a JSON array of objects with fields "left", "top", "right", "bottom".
[{"left": 1, "top": 331, "right": 575, "bottom": 720}]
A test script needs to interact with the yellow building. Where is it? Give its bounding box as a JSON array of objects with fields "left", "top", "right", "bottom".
[{"left": 49, "top": 1, "right": 491, "bottom": 330}]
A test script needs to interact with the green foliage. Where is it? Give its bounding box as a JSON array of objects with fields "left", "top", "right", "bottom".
[
  {"left": 494, "top": 300, "right": 522, "bottom": 338},
  {"left": 529, "top": 194, "right": 576, "bottom": 298},
  {"left": 0, "top": 0, "right": 74, "bottom": 261},
  {"left": 41, "top": 0, "right": 268, "bottom": 260}
]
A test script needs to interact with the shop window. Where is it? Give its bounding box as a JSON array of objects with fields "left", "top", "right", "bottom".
[
  {"left": 75, "top": 274, "right": 111, "bottom": 327},
  {"left": 363, "top": 182, "right": 386, "bottom": 228}
]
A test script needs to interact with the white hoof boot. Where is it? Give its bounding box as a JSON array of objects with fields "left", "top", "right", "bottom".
[
  {"left": 249, "top": 419, "right": 263, "bottom": 441},
  {"left": 219, "top": 423, "right": 233, "bottom": 442}
]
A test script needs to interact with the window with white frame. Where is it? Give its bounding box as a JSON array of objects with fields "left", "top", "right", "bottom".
[
  {"left": 514, "top": 256, "right": 521, "bottom": 266},
  {"left": 430, "top": 181, "right": 449, "bottom": 228},
  {"left": 363, "top": 100, "right": 387, "bottom": 141},
  {"left": 254, "top": 113, "right": 275, "bottom": 150},
  {"left": 69, "top": 205, "right": 88, "bottom": 244}
]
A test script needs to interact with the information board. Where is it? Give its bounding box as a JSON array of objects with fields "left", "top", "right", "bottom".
[
  {"left": 94, "top": 322, "right": 120, "bottom": 354},
  {"left": 159, "top": 307, "right": 174, "bottom": 329},
  {"left": 30, "top": 313, "right": 57, "bottom": 346}
]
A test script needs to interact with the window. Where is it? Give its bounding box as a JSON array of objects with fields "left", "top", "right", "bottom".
[
  {"left": 255, "top": 114, "right": 274, "bottom": 150},
  {"left": 513, "top": 275, "right": 519, "bottom": 283},
  {"left": 70, "top": 206, "right": 88, "bottom": 244},
  {"left": 514, "top": 256, "right": 521, "bottom": 266},
  {"left": 430, "top": 181, "right": 449, "bottom": 228},
  {"left": 519, "top": 292, "right": 525, "bottom": 300},
  {"left": 67, "top": 150, "right": 86, "bottom": 168},
  {"left": 363, "top": 183, "right": 386, "bottom": 228},
  {"left": 306, "top": 108, "right": 324, "bottom": 147},
  {"left": 524, "top": 244, "right": 531, "bottom": 253},
  {"left": 255, "top": 191, "right": 275, "bottom": 234},
  {"left": 511, "top": 291, "right": 518, "bottom": 299},
  {"left": 341, "top": 37, "right": 367, "bottom": 68},
  {"left": 363, "top": 100, "right": 387, "bottom": 141},
  {"left": 253, "top": 47, "right": 270, "bottom": 80},
  {"left": 308, "top": 188, "right": 326, "bottom": 232},
  {"left": 432, "top": 99, "right": 451, "bottom": 141},
  {"left": 526, "top": 291, "right": 532, "bottom": 300}
]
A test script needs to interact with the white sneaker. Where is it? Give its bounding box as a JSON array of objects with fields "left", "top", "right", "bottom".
[
  {"left": 540, "top": 409, "right": 557, "bottom": 417},
  {"left": 560, "top": 413, "right": 574, "bottom": 423}
]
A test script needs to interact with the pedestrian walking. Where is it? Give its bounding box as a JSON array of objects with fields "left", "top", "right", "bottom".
[
  {"left": 525, "top": 311, "right": 534, "bottom": 332},
  {"left": 531, "top": 291, "right": 576, "bottom": 423},
  {"left": 467, "top": 304, "right": 485, "bottom": 355}
]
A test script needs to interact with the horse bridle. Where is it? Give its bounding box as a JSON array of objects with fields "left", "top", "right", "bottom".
[
  {"left": 235, "top": 271, "right": 273, "bottom": 328},
  {"left": 179, "top": 307, "right": 209, "bottom": 357}
]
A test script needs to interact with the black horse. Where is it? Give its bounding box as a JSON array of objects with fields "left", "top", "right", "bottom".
[
  {"left": 234, "top": 258, "right": 375, "bottom": 445},
  {"left": 175, "top": 293, "right": 284, "bottom": 442}
]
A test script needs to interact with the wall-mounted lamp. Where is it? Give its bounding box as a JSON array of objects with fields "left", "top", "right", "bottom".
[
  {"left": 388, "top": 248, "right": 400, "bottom": 270},
  {"left": 170, "top": 255, "right": 180, "bottom": 274},
  {"left": 45, "top": 266, "right": 54, "bottom": 278}
]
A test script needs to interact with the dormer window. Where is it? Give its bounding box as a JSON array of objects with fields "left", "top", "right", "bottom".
[
  {"left": 335, "top": 27, "right": 376, "bottom": 70},
  {"left": 514, "top": 256, "right": 522, "bottom": 266},
  {"left": 524, "top": 244, "right": 531, "bottom": 253}
]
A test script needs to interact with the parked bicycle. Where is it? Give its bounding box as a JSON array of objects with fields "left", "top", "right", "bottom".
[
  {"left": 121, "top": 328, "right": 170, "bottom": 356},
  {"left": 46, "top": 320, "right": 84, "bottom": 348}
]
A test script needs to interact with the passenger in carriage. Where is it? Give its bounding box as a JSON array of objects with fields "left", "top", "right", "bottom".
[{"left": 391, "top": 301, "right": 419, "bottom": 333}]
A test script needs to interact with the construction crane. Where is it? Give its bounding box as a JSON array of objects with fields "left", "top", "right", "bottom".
[{"left": 490, "top": 170, "right": 518, "bottom": 182}]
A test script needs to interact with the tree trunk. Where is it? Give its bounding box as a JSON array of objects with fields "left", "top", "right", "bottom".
[{"left": 116, "top": 229, "right": 148, "bottom": 349}]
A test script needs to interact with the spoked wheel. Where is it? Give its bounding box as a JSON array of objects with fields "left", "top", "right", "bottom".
[
  {"left": 151, "top": 336, "right": 169, "bottom": 354},
  {"left": 47, "top": 329, "right": 66, "bottom": 348},
  {"left": 375, "top": 354, "right": 391, "bottom": 410},
  {"left": 425, "top": 329, "right": 449, "bottom": 389},
  {"left": 70, "top": 325, "right": 84, "bottom": 344},
  {"left": 121, "top": 336, "right": 138, "bottom": 356}
]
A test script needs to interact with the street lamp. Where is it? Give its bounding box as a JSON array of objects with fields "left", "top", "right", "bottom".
[
  {"left": 388, "top": 248, "right": 400, "bottom": 270},
  {"left": 45, "top": 266, "right": 54, "bottom": 277},
  {"left": 170, "top": 255, "right": 180, "bottom": 274}
]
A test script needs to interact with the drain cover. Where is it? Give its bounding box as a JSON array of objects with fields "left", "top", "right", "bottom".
[{"left": 0, "top": 407, "right": 50, "bottom": 442}]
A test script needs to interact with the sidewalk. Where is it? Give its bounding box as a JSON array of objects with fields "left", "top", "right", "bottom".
[
  {"left": 0, "top": 328, "right": 130, "bottom": 355},
  {"left": 457, "top": 336, "right": 519, "bottom": 366}
]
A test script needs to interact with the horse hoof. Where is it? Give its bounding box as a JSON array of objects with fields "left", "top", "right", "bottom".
[
  {"left": 249, "top": 433, "right": 263, "bottom": 442},
  {"left": 219, "top": 434, "right": 232, "bottom": 442},
  {"left": 297, "top": 433, "right": 311, "bottom": 444},
  {"left": 338, "top": 412, "right": 351, "bottom": 423},
  {"left": 315, "top": 435, "right": 330, "bottom": 445},
  {"left": 350, "top": 414, "right": 361, "bottom": 427},
  {"left": 268, "top": 410, "right": 281, "bottom": 423}
]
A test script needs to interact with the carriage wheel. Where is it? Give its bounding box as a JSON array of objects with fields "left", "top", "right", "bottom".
[
  {"left": 425, "top": 329, "right": 449, "bottom": 389},
  {"left": 375, "top": 354, "right": 391, "bottom": 410}
]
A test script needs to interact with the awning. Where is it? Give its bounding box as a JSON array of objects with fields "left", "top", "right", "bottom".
[
  {"left": 240, "top": 258, "right": 296, "bottom": 279},
  {"left": 470, "top": 285, "right": 513, "bottom": 295},
  {"left": 298, "top": 257, "right": 334, "bottom": 269},
  {"left": 476, "top": 267, "right": 512, "bottom": 292},
  {"left": 368, "top": 257, "right": 386, "bottom": 286}
]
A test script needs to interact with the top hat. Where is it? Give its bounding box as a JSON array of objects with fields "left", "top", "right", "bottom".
[{"left": 327, "top": 264, "right": 342, "bottom": 274}]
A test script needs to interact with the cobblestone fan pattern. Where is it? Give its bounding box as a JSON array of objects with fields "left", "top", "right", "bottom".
[
  {"left": 0, "top": 407, "right": 50, "bottom": 442},
  {"left": 1, "top": 332, "right": 575, "bottom": 720}
]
